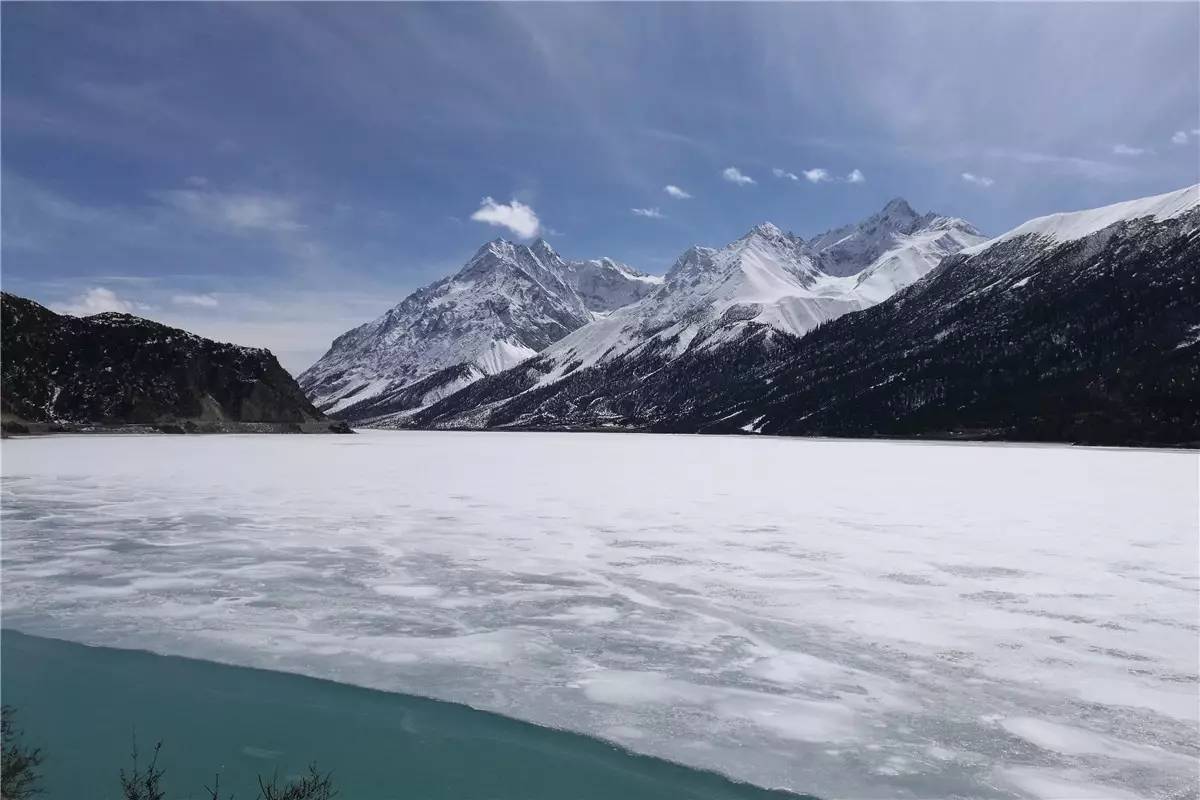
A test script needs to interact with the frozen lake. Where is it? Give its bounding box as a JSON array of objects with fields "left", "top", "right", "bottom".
[{"left": 2, "top": 431, "right": 1197, "bottom": 799}]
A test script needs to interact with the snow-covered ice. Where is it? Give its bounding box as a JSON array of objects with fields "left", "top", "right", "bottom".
[{"left": 1, "top": 431, "right": 1196, "bottom": 799}]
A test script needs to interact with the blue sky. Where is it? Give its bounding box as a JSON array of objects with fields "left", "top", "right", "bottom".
[{"left": 3, "top": 2, "right": 1197, "bottom": 372}]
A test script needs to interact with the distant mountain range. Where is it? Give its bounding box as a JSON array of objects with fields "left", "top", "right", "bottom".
[
  {"left": 4, "top": 186, "right": 1195, "bottom": 444},
  {"left": 309, "top": 198, "right": 984, "bottom": 427},
  {"left": 385, "top": 186, "right": 1197, "bottom": 447},
  {"left": 0, "top": 293, "right": 347, "bottom": 434}
]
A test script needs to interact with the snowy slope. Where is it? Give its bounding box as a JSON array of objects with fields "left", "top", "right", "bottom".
[
  {"left": 853, "top": 216, "right": 987, "bottom": 303},
  {"left": 298, "top": 239, "right": 659, "bottom": 419},
  {"left": 961, "top": 183, "right": 1200, "bottom": 256},
  {"left": 520, "top": 206, "right": 983, "bottom": 384},
  {"left": 808, "top": 198, "right": 982, "bottom": 277},
  {"left": 532, "top": 224, "right": 865, "bottom": 381}
]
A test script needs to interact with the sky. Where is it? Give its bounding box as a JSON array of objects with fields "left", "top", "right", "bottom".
[{"left": 3, "top": 3, "right": 1198, "bottom": 373}]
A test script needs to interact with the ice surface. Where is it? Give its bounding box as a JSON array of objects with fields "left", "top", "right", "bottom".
[{"left": 1, "top": 432, "right": 1196, "bottom": 799}]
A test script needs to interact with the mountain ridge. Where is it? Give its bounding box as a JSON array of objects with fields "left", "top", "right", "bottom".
[
  {"left": 404, "top": 184, "right": 1200, "bottom": 446},
  {"left": 0, "top": 292, "right": 344, "bottom": 434}
]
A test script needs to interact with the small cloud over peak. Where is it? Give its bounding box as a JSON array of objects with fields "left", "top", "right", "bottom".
[
  {"left": 772, "top": 168, "right": 799, "bottom": 181},
  {"left": 961, "top": 172, "right": 995, "bottom": 188},
  {"left": 470, "top": 196, "right": 541, "bottom": 239},
  {"left": 846, "top": 169, "right": 866, "bottom": 184},
  {"left": 172, "top": 293, "right": 219, "bottom": 308},
  {"left": 55, "top": 287, "right": 141, "bottom": 316},
  {"left": 802, "top": 168, "right": 831, "bottom": 184},
  {"left": 663, "top": 185, "right": 692, "bottom": 199},
  {"left": 721, "top": 167, "right": 755, "bottom": 186},
  {"left": 1111, "top": 143, "right": 1150, "bottom": 157},
  {"left": 631, "top": 207, "right": 664, "bottom": 219}
]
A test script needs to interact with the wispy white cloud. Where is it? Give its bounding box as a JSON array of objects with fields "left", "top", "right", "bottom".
[
  {"left": 961, "top": 172, "right": 995, "bottom": 188},
  {"left": 172, "top": 293, "right": 220, "bottom": 308},
  {"left": 1171, "top": 131, "right": 1189, "bottom": 145},
  {"left": 469, "top": 196, "right": 541, "bottom": 239},
  {"left": 983, "top": 148, "right": 1132, "bottom": 182},
  {"left": 775, "top": 166, "right": 864, "bottom": 185},
  {"left": 1111, "top": 143, "right": 1149, "bottom": 157},
  {"left": 631, "top": 207, "right": 664, "bottom": 219},
  {"left": 55, "top": 286, "right": 143, "bottom": 316},
  {"left": 721, "top": 167, "right": 755, "bottom": 186},
  {"left": 157, "top": 188, "right": 305, "bottom": 233},
  {"left": 663, "top": 184, "right": 692, "bottom": 199}
]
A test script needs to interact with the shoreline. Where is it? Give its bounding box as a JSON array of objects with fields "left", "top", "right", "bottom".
[{"left": 1, "top": 628, "right": 808, "bottom": 800}]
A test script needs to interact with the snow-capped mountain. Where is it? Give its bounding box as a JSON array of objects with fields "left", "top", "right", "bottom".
[
  {"left": 390, "top": 200, "right": 982, "bottom": 429},
  {"left": 297, "top": 238, "right": 660, "bottom": 420},
  {"left": 403, "top": 201, "right": 984, "bottom": 405},
  {"left": 522, "top": 223, "right": 870, "bottom": 386},
  {"left": 410, "top": 184, "right": 1199, "bottom": 446},
  {"left": 850, "top": 214, "right": 988, "bottom": 303},
  {"left": 808, "top": 197, "right": 982, "bottom": 277}
]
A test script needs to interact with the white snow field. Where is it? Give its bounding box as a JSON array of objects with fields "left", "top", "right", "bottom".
[{"left": 2, "top": 431, "right": 1196, "bottom": 799}]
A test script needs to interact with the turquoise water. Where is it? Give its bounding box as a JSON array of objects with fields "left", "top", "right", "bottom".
[{"left": 1, "top": 630, "right": 807, "bottom": 800}]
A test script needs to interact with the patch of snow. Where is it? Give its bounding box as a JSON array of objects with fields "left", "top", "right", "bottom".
[{"left": 963, "top": 184, "right": 1200, "bottom": 257}]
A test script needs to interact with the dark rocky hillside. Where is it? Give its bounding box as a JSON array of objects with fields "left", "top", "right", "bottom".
[
  {"left": 410, "top": 205, "right": 1199, "bottom": 447},
  {"left": 1, "top": 293, "right": 348, "bottom": 434}
]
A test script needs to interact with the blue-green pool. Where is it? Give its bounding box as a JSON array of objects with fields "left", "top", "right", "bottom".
[{"left": 1, "top": 630, "right": 808, "bottom": 799}]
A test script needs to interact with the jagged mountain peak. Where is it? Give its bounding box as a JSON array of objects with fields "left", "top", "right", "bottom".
[
  {"left": 879, "top": 197, "right": 918, "bottom": 219},
  {"left": 298, "top": 237, "right": 659, "bottom": 421},
  {"left": 745, "top": 221, "right": 788, "bottom": 239},
  {"left": 809, "top": 198, "right": 982, "bottom": 277},
  {"left": 530, "top": 237, "right": 558, "bottom": 258}
]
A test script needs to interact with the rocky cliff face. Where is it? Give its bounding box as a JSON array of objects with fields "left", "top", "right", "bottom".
[{"left": 1, "top": 293, "right": 344, "bottom": 433}]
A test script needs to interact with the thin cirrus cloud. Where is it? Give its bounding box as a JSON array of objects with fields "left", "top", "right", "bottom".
[
  {"left": 663, "top": 185, "right": 692, "bottom": 199},
  {"left": 631, "top": 207, "right": 664, "bottom": 219},
  {"left": 772, "top": 168, "right": 799, "bottom": 181},
  {"left": 469, "top": 196, "right": 541, "bottom": 239},
  {"left": 721, "top": 167, "right": 756, "bottom": 186},
  {"left": 1111, "top": 143, "right": 1150, "bottom": 157},
  {"left": 172, "top": 293, "right": 219, "bottom": 308},
  {"left": 961, "top": 172, "right": 995, "bottom": 188},
  {"left": 155, "top": 188, "right": 305, "bottom": 233}
]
